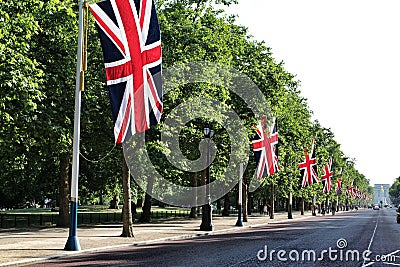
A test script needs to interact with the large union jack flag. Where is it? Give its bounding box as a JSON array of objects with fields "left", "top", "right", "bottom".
[
  {"left": 299, "top": 138, "right": 319, "bottom": 188},
  {"left": 252, "top": 117, "right": 279, "bottom": 179},
  {"left": 90, "top": 0, "right": 162, "bottom": 144},
  {"left": 321, "top": 156, "right": 333, "bottom": 194}
]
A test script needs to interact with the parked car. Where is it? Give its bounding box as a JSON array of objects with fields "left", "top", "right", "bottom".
[{"left": 373, "top": 205, "right": 380, "bottom": 210}]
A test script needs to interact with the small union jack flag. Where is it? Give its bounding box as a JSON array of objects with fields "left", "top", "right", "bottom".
[
  {"left": 336, "top": 178, "right": 342, "bottom": 195},
  {"left": 321, "top": 156, "right": 333, "bottom": 194},
  {"left": 354, "top": 187, "right": 361, "bottom": 199},
  {"left": 299, "top": 138, "right": 319, "bottom": 188},
  {"left": 252, "top": 117, "right": 279, "bottom": 179},
  {"left": 90, "top": 0, "right": 162, "bottom": 144},
  {"left": 346, "top": 180, "right": 355, "bottom": 198}
]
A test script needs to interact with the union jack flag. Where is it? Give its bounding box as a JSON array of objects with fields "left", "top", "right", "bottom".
[
  {"left": 321, "top": 156, "right": 333, "bottom": 194},
  {"left": 354, "top": 187, "right": 361, "bottom": 199},
  {"left": 90, "top": 0, "right": 162, "bottom": 144},
  {"left": 346, "top": 180, "right": 355, "bottom": 198},
  {"left": 336, "top": 178, "right": 342, "bottom": 195},
  {"left": 299, "top": 138, "right": 318, "bottom": 188},
  {"left": 252, "top": 117, "right": 279, "bottom": 179}
]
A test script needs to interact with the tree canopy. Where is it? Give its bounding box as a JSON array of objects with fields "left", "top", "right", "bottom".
[{"left": 0, "top": 0, "right": 372, "bottom": 210}]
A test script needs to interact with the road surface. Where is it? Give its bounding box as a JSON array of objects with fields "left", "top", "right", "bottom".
[{"left": 28, "top": 208, "right": 400, "bottom": 266}]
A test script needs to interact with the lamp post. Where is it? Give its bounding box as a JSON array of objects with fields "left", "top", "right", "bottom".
[{"left": 200, "top": 127, "right": 214, "bottom": 231}]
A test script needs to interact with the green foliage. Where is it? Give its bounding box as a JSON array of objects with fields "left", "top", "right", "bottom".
[
  {"left": 0, "top": 0, "right": 372, "bottom": 209},
  {"left": 389, "top": 177, "right": 400, "bottom": 203}
]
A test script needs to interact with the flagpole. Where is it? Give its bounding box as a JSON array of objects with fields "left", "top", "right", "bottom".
[
  {"left": 310, "top": 138, "right": 316, "bottom": 216},
  {"left": 64, "top": 0, "right": 86, "bottom": 251},
  {"left": 288, "top": 176, "right": 293, "bottom": 219},
  {"left": 236, "top": 163, "right": 243, "bottom": 227}
]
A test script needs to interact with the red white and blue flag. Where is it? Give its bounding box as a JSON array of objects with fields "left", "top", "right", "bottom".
[
  {"left": 321, "top": 156, "right": 333, "bottom": 194},
  {"left": 354, "top": 186, "right": 361, "bottom": 199},
  {"left": 336, "top": 178, "right": 343, "bottom": 195},
  {"left": 299, "top": 138, "right": 319, "bottom": 188},
  {"left": 252, "top": 117, "right": 279, "bottom": 179},
  {"left": 90, "top": 0, "right": 162, "bottom": 144},
  {"left": 346, "top": 180, "right": 354, "bottom": 197}
]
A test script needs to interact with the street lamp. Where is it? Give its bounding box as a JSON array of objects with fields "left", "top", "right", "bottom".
[{"left": 200, "top": 127, "right": 214, "bottom": 231}]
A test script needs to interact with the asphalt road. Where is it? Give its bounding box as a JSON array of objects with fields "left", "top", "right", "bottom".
[{"left": 27, "top": 208, "right": 400, "bottom": 267}]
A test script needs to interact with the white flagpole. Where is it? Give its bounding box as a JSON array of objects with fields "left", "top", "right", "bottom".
[
  {"left": 64, "top": 0, "right": 85, "bottom": 251},
  {"left": 236, "top": 163, "right": 243, "bottom": 226}
]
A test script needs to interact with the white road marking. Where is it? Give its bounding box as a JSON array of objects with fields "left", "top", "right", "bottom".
[{"left": 362, "top": 211, "right": 380, "bottom": 266}]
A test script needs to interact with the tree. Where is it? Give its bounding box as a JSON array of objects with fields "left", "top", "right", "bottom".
[{"left": 0, "top": 0, "right": 44, "bottom": 208}]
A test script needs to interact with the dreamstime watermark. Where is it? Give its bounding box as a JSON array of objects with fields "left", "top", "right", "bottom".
[
  {"left": 256, "top": 238, "right": 396, "bottom": 263},
  {"left": 123, "top": 61, "right": 273, "bottom": 207}
]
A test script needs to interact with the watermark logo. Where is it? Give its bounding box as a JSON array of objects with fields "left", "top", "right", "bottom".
[
  {"left": 336, "top": 238, "right": 347, "bottom": 249},
  {"left": 257, "top": 238, "right": 396, "bottom": 263},
  {"left": 123, "top": 61, "right": 272, "bottom": 207}
]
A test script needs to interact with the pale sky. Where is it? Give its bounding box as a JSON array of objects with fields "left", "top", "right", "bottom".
[{"left": 223, "top": 0, "right": 400, "bottom": 186}]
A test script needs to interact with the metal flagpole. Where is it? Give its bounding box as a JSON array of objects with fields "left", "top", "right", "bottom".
[
  {"left": 64, "top": 0, "right": 87, "bottom": 251},
  {"left": 288, "top": 175, "right": 293, "bottom": 219},
  {"left": 310, "top": 138, "right": 317, "bottom": 216},
  {"left": 236, "top": 163, "right": 243, "bottom": 226}
]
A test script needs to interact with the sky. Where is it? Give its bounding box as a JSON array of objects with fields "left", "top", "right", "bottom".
[{"left": 223, "top": 0, "right": 400, "bottom": 186}]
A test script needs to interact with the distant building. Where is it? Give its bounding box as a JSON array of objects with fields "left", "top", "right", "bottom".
[{"left": 373, "top": 184, "right": 390, "bottom": 206}]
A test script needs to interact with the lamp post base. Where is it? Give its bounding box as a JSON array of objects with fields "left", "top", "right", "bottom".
[
  {"left": 235, "top": 205, "right": 243, "bottom": 226},
  {"left": 64, "top": 201, "right": 81, "bottom": 251},
  {"left": 288, "top": 205, "right": 293, "bottom": 219},
  {"left": 64, "top": 236, "right": 81, "bottom": 251}
]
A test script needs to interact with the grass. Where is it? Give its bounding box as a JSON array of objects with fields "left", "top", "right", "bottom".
[{"left": 1, "top": 205, "right": 192, "bottom": 214}]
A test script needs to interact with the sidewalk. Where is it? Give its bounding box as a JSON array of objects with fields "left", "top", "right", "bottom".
[{"left": 0, "top": 210, "right": 315, "bottom": 266}]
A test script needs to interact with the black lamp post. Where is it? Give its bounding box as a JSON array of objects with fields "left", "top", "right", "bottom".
[{"left": 200, "top": 127, "right": 214, "bottom": 231}]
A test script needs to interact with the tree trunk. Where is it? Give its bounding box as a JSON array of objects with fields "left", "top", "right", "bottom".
[
  {"left": 120, "top": 155, "right": 134, "bottom": 237},
  {"left": 189, "top": 172, "right": 198, "bottom": 218},
  {"left": 99, "top": 191, "right": 104, "bottom": 205},
  {"left": 137, "top": 196, "right": 143, "bottom": 208},
  {"left": 222, "top": 192, "right": 230, "bottom": 216},
  {"left": 139, "top": 178, "right": 153, "bottom": 222},
  {"left": 243, "top": 183, "right": 248, "bottom": 222},
  {"left": 140, "top": 192, "right": 152, "bottom": 222},
  {"left": 190, "top": 206, "right": 197, "bottom": 218},
  {"left": 300, "top": 197, "right": 304, "bottom": 215},
  {"left": 270, "top": 184, "right": 274, "bottom": 219},
  {"left": 247, "top": 191, "right": 252, "bottom": 215},
  {"left": 57, "top": 154, "right": 69, "bottom": 227},
  {"left": 216, "top": 199, "right": 222, "bottom": 211},
  {"left": 109, "top": 194, "right": 119, "bottom": 209}
]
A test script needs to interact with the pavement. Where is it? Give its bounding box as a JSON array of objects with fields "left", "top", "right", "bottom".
[{"left": 0, "top": 210, "right": 320, "bottom": 266}]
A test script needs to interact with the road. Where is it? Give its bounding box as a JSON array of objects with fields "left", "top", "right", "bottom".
[{"left": 28, "top": 208, "right": 400, "bottom": 267}]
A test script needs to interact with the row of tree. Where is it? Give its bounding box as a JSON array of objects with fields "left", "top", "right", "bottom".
[
  {"left": 389, "top": 177, "right": 400, "bottom": 204},
  {"left": 0, "top": 0, "right": 372, "bottom": 230}
]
